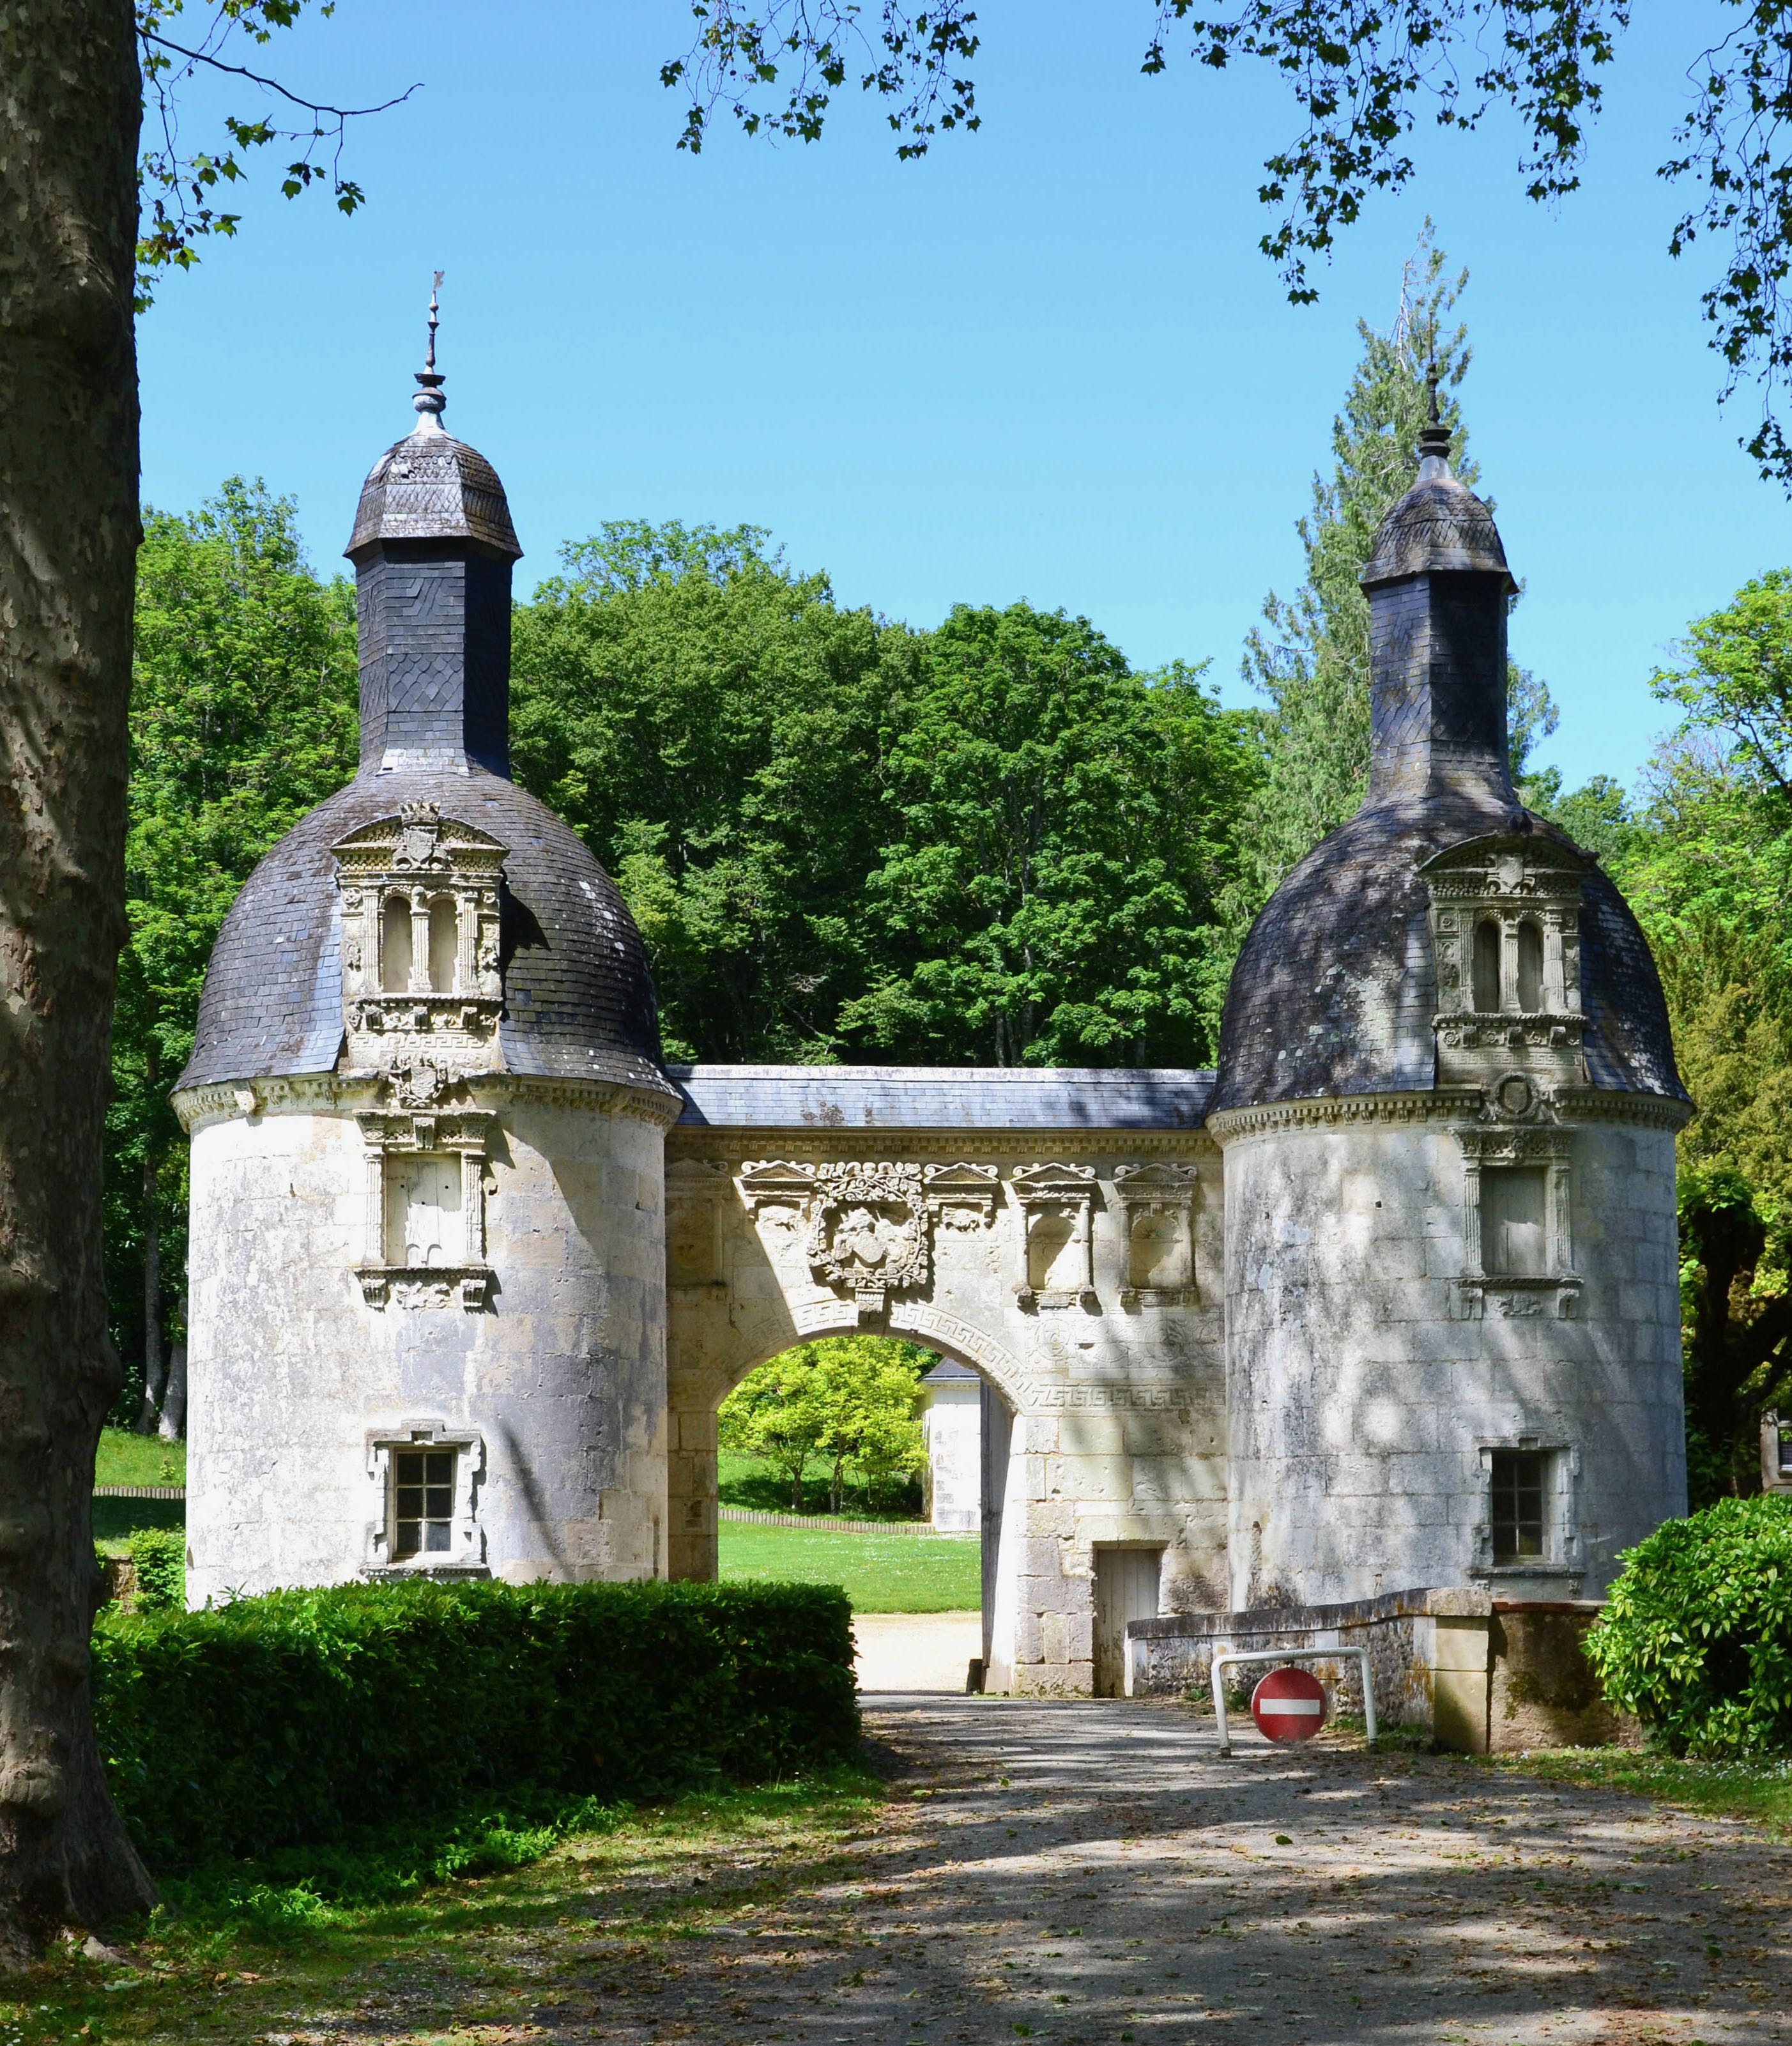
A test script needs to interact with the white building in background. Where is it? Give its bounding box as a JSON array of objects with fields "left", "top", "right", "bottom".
[
  {"left": 919, "top": 1359, "right": 981, "bottom": 1532},
  {"left": 174, "top": 340, "right": 1693, "bottom": 1694}
]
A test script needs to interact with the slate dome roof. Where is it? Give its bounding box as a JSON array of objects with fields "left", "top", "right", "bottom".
[
  {"left": 1209, "top": 401, "right": 1685, "bottom": 1115},
  {"left": 346, "top": 428, "right": 521, "bottom": 562},
  {"left": 1359, "top": 470, "right": 1512, "bottom": 589},
  {"left": 1209, "top": 792, "right": 1685, "bottom": 1112},
  {"left": 178, "top": 764, "right": 670, "bottom": 1096}
]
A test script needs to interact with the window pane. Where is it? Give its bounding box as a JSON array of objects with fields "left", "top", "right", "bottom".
[
  {"left": 1473, "top": 921, "right": 1501, "bottom": 1011},
  {"left": 395, "top": 1487, "right": 423, "bottom": 1519},
  {"left": 425, "top": 1453, "right": 453, "bottom": 1485},
  {"left": 1491, "top": 1450, "right": 1547, "bottom": 1563},
  {"left": 395, "top": 1521, "right": 421, "bottom": 1559},
  {"left": 425, "top": 1486, "right": 452, "bottom": 1518},
  {"left": 1516, "top": 919, "right": 1544, "bottom": 1010},
  {"left": 1482, "top": 1167, "right": 1548, "bottom": 1277},
  {"left": 382, "top": 894, "right": 413, "bottom": 992},
  {"left": 428, "top": 896, "right": 458, "bottom": 992},
  {"left": 424, "top": 1520, "right": 451, "bottom": 1553}
]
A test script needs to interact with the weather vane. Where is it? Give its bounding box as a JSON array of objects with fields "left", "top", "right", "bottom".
[{"left": 413, "top": 271, "right": 447, "bottom": 430}]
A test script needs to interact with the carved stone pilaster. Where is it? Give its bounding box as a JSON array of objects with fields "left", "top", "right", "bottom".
[
  {"left": 1011, "top": 1162, "right": 1098, "bottom": 1311},
  {"left": 1112, "top": 1160, "right": 1199, "bottom": 1309}
]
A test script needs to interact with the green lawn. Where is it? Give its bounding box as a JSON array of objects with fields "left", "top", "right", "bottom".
[
  {"left": 95, "top": 1424, "right": 187, "bottom": 1488},
  {"left": 718, "top": 1521, "right": 979, "bottom": 1613}
]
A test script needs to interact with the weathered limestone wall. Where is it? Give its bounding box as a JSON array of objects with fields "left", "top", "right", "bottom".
[
  {"left": 181, "top": 1077, "right": 671, "bottom": 1603},
  {"left": 663, "top": 1116, "right": 1227, "bottom": 1696},
  {"left": 921, "top": 1375, "right": 981, "bottom": 1532},
  {"left": 1216, "top": 1096, "right": 1686, "bottom": 1611}
]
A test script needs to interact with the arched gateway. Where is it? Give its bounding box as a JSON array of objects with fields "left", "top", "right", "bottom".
[
  {"left": 174, "top": 344, "right": 1692, "bottom": 1697},
  {"left": 663, "top": 1066, "right": 1220, "bottom": 1693}
]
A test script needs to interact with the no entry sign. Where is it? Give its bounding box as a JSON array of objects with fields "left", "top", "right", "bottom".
[{"left": 1250, "top": 1665, "right": 1327, "bottom": 1742}]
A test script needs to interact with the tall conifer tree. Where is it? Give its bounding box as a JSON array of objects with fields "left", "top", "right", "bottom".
[{"left": 1222, "top": 231, "right": 1558, "bottom": 982}]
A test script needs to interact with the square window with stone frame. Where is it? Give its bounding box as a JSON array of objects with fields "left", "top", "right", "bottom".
[
  {"left": 392, "top": 1447, "right": 457, "bottom": 1558},
  {"left": 1489, "top": 1449, "right": 1548, "bottom": 1564}
]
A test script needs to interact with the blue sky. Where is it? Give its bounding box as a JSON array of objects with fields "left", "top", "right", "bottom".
[{"left": 139, "top": 1, "right": 1792, "bottom": 794}]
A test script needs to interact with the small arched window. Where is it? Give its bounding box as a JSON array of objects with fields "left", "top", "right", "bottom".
[
  {"left": 1473, "top": 920, "right": 1502, "bottom": 1013},
  {"left": 381, "top": 895, "right": 413, "bottom": 992},
  {"left": 428, "top": 897, "right": 458, "bottom": 993},
  {"left": 1516, "top": 918, "right": 1544, "bottom": 1011}
]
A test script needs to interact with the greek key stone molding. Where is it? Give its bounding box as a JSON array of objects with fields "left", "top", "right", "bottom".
[
  {"left": 335, "top": 803, "right": 509, "bottom": 1080},
  {"left": 1010, "top": 1162, "right": 1098, "bottom": 1311},
  {"left": 1112, "top": 1161, "right": 1199, "bottom": 1309},
  {"left": 356, "top": 1106, "right": 495, "bottom": 1311}
]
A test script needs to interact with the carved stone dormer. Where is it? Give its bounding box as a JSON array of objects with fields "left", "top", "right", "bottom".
[
  {"left": 1422, "top": 833, "right": 1591, "bottom": 1093},
  {"left": 334, "top": 803, "right": 508, "bottom": 1077}
]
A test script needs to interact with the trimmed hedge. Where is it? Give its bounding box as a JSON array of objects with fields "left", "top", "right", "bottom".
[
  {"left": 93, "top": 1578, "right": 857, "bottom": 1872},
  {"left": 1586, "top": 1495, "right": 1792, "bottom": 1757}
]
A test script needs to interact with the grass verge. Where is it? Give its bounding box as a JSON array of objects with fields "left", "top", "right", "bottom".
[
  {"left": 1483, "top": 1744, "right": 1792, "bottom": 1835},
  {"left": 719, "top": 1522, "right": 979, "bottom": 1611},
  {"left": 93, "top": 1427, "right": 186, "bottom": 1490},
  {"left": 1, "top": 1766, "right": 884, "bottom": 2045}
]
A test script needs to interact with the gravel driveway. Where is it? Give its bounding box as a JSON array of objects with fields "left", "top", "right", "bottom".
[{"left": 584, "top": 1694, "right": 1792, "bottom": 2045}]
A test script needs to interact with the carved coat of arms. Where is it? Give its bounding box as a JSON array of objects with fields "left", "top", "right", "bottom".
[{"left": 802, "top": 1162, "right": 929, "bottom": 1312}]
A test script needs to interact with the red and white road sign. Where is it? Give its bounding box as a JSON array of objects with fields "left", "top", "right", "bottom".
[{"left": 1250, "top": 1665, "right": 1327, "bottom": 1742}]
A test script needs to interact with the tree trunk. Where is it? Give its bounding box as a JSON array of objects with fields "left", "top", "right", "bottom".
[
  {"left": 155, "top": 1333, "right": 184, "bottom": 1443},
  {"left": 0, "top": 0, "right": 158, "bottom": 1962},
  {"left": 134, "top": 1109, "right": 164, "bottom": 1433}
]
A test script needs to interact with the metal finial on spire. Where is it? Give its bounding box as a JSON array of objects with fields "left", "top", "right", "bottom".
[
  {"left": 1416, "top": 355, "right": 1452, "bottom": 477},
  {"left": 413, "top": 270, "right": 447, "bottom": 433}
]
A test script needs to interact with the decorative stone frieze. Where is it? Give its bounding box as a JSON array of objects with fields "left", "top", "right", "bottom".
[
  {"left": 334, "top": 803, "right": 508, "bottom": 1078},
  {"left": 1112, "top": 1161, "right": 1199, "bottom": 1309},
  {"left": 356, "top": 1096, "right": 496, "bottom": 1310},
  {"left": 1011, "top": 1162, "right": 1098, "bottom": 1311}
]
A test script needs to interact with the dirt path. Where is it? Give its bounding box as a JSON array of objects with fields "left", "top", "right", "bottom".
[
  {"left": 853, "top": 1613, "right": 981, "bottom": 1693},
  {"left": 571, "top": 1695, "right": 1792, "bottom": 2045}
]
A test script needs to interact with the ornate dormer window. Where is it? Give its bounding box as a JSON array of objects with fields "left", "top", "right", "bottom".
[
  {"left": 333, "top": 803, "right": 507, "bottom": 1077},
  {"left": 1422, "top": 835, "right": 1591, "bottom": 1093}
]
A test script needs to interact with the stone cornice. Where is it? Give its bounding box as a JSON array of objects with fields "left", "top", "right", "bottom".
[
  {"left": 667, "top": 1128, "right": 1216, "bottom": 1165},
  {"left": 1206, "top": 1091, "right": 1483, "bottom": 1142},
  {"left": 173, "top": 1069, "right": 682, "bottom": 1135},
  {"left": 1207, "top": 1084, "right": 1692, "bottom": 1142}
]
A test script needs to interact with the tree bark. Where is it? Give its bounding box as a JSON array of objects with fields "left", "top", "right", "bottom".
[
  {"left": 134, "top": 1092, "right": 164, "bottom": 1433},
  {"left": 155, "top": 1330, "right": 184, "bottom": 1444},
  {"left": 0, "top": 0, "right": 158, "bottom": 1962}
]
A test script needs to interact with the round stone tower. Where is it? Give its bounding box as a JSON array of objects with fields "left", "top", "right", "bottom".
[
  {"left": 1210, "top": 396, "right": 1690, "bottom": 1609},
  {"left": 174, "top": 311, "right": 678, "bottom": 1603}
]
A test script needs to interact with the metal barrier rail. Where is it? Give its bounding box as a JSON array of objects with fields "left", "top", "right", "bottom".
[{"left": 1209, "top": 1645, "right": 1378, "bottom": 1756}]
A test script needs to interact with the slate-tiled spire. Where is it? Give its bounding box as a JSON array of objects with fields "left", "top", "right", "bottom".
[
  {"left": 346, "top": 282, "right": 522, "bottom": 778},
  {"left": 1358, "top": 371, "right": 1517, "bottom": 805}
]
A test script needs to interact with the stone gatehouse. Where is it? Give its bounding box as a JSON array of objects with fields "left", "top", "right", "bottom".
[{"left": 173, "top": 354, "right": 1690, "bottom": 1694}]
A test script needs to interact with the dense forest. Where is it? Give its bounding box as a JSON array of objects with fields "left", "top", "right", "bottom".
[{"left": 110, "top": 247, "right": 1792, "bottom": 1504}]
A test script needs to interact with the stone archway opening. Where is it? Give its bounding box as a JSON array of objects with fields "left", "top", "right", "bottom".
[{"left": 682, "top": 1329, "right": 1022, "bottom": 1687}]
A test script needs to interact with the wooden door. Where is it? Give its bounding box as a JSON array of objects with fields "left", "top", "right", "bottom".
[{"left": 1092, "top": 1546, "right": 1163, "bottom": 1697}]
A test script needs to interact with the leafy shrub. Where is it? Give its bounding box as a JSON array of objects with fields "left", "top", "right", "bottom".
[
  {"left": 1586, "top": 1496, "right": 1792, "bottom": 1756},
  {"left": 93, "top": 1578, "right": 857, "bottom": 1873},
  {"left": 127, "top": 1527, "right": 186, "bottom": 1611}
]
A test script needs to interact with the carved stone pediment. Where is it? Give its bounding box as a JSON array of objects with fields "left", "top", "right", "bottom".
[
  {"left": 1112, "top": 1162, "right": 1198, "bottom": 1309},
  {"left": 335, "top": 805, "right": 509, "bottom": 1081},
  {"left": 1011, "top": 1163, "right": 1098, "bottom": 1311},
  {"left": 924, "top": 1161, "right": 1000, "bottom": 1230}
]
